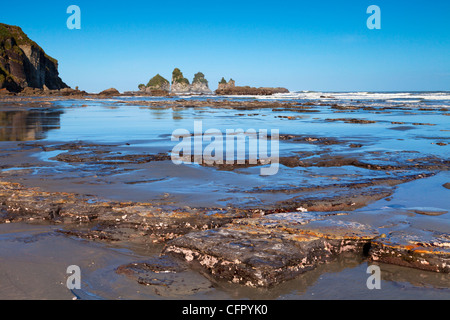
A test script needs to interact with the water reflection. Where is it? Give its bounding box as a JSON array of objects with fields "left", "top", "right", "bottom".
[
  {"left": 0, "top": 109, "right": 63, "bottom": 141},
  {"left": 172, "top": 108, "right": 183, "bottom": 121}
]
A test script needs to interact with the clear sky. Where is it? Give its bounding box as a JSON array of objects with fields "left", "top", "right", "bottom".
[{"left": 1, "top": 0, "right": 449, "bottom": 92}]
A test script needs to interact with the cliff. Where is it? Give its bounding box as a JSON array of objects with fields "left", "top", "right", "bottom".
[{"left": 0, "top": 23, "right": 69, "bottom": 93}]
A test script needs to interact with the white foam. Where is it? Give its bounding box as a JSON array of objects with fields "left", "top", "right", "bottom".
[{"left": 238, "top": 91, "right": 450, "bottom": 103}]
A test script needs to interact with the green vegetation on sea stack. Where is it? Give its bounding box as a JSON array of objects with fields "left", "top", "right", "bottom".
[
  {"left": 146, "top": 74, "right": 169, "bottom": 88},
  {"left": 172, "top": 68, "right": 190, "bottom": 85},
  {"left": 193, "top": 72, "right": 208, "bottom": 85}
]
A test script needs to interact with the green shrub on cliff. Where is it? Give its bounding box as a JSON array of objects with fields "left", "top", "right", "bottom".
[
  {"left": 0, "top": 23, "right": 35, "bottom": 46},
  {"left": 172, "top": 68, "right": 190, "bottom": 85},
  {"left": 219, "top": 77, "right": 227, "bottom": 84},
  {"left": 0, "top": 24, "right": 13, "bottom": 40}
]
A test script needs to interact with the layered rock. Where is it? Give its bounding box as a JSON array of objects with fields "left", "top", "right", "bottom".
[
  {"left": 370, "top": 231, "right": 450, "bottom": 273},
  {"left": 0, "top": 23, "right": 69, "bottom": 93},
  {"left": 164, "top": 213, "right": 379, "bottom": 287}
]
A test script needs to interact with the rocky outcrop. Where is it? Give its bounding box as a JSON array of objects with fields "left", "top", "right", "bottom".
[
  {"left": 98, "top": 88, "right": 120, "bottom": 96},
  {"left": 171, "top": 68, "right": 190, "bottom": 94},
  {"left": 217, "top": 78, "right": 235, "bottom": 91},
  {"left": 16, "top": 87, "right": 87, "bottom": 97},
  {"left": 0, "top": 23, "right": 69, "bottom": 93},
  {"left": 163, "top": 213, "right": 380, "bottom": 287},
  {"left": 215, "top": 78, "right": 288, "bottom": 95},
  {"left": 190, "top": 72, "right": 212, "bottom": 94}
]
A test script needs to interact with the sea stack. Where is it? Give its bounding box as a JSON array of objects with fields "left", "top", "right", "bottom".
[
  {"left": 171, "top": 68, "right": 190, "bottom": 94},
  {"left": 0, "top": 23, "right": 69, "bottom": 93},
  {"left": 190, "top": 72, "right": 212, "bottom": 94},
  {"left": 140, "top": 74, "right": 170, "bottom": 95},
  {"left": 217, "top": 78, "right": 235, "bottom": 91}
]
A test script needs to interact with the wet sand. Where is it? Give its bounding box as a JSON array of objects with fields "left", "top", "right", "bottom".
[{"left": 0, "top": 95, "right": 448, "bottom": 299}]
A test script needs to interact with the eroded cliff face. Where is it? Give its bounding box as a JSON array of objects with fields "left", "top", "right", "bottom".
[{"left": 0, "top": 23, "right": 68, "bottom": 92}]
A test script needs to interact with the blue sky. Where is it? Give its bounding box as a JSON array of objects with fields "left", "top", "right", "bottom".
[{"left": 1, "top": 0, "right": 449, "bottom": 92}]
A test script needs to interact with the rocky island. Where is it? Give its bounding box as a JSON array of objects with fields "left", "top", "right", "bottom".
[
  {"left": 190, "top": 72, "right": 212, "bottom": 94},
  {"left": 170, "top": 68, "right": 191, "bottom": 94},
  {"left": 138, "top": 73, "right": 171, "bottom": 96}
]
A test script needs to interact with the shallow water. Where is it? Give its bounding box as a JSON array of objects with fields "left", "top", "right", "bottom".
[
  {"left": 0, "top": 93, "right": 448, "bottom": 299},
  {"left": 1, "top": 96, "right": 448, "bottom": 206}
]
